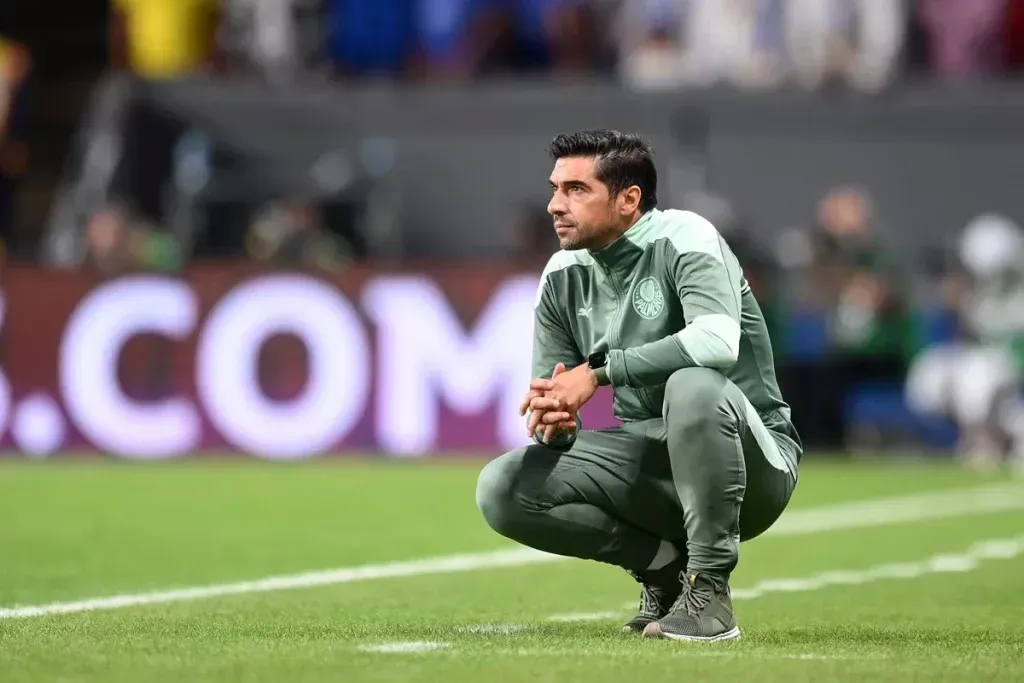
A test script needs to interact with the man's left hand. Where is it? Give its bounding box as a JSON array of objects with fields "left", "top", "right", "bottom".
[{"left": 544, "top": 362, "right": 599, "bottom": 415}]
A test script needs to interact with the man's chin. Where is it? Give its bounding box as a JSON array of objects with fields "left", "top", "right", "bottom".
[{"left": 558, "top": 237, "right": 584, "bottom": 251}]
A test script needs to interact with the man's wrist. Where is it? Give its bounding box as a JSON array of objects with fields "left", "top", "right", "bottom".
[
  {"left": 593, "top": 365, "right": 610, "bottom": 386},
  {"left": 605, "top": 348, "right": 626, "bottom": 387}
]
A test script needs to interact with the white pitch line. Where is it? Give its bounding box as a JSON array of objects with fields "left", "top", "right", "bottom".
[
  {"left": 2, "top": 483, "right": 1023, "bottom": 620},
  {"left": 362, "top": 536, "right": 1024, "bottom": 659},
  {"left": 546, "top": 534, "right": 1024, "bottom": 622},
  {"left": 358, "top": 641, "right": 450, "bottom": 653},
  {"left": 0, "top": 548, "right": 559, "bottom": 619},
  {"left": 764, "top": 483, "right": 1024, "bottom": 537},
  {"left": 456, "top": 624, "right": 533, "bottom": 634},
  {"left": 547, "top": 611, "right": 624, "bottom": 623},
  {"left": 731, "top": 535, "right": 1024, "bottom": 599}
]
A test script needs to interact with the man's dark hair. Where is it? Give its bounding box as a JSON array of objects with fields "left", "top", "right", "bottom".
[{"left": 547, "top": 129, "right": 658, "bottom": 213}]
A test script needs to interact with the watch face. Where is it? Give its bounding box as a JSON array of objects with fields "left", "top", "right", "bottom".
[{"left": 589, "top": 351, "right": 607, "bottom": 368}]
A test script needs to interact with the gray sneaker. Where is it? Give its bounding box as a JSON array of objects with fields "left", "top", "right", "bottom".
[
  {"left": 621, "top": 561, "right": 684, "bottom": 634},
  {"left": 642, "top": 572, "right": 741, "bottom": 642}
]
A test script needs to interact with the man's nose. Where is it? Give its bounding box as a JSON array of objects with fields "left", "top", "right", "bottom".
[{"left": 548, "top": 194, "right": 566, "bottom": 216}]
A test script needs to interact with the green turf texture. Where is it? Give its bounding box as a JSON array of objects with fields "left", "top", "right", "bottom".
[{"left": 1, "top": 458, "right": 1023, "bottom": 682}]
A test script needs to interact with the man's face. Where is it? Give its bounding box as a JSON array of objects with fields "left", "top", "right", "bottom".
[
  {"left": 547, "top": 156, "right": 619, "bottom": 251},
  {"left": 819, "top": 189, "right": 870, "bottom": 239}
]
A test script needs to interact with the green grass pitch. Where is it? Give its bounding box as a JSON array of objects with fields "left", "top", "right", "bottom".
[{"left": 1, "top": 457, "right": 1023, "bottom": 682}]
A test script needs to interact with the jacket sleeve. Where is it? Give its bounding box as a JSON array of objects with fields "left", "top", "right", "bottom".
[
  {"left": 530, "top": 276, "right": 585, "bottom": 448},
  {"left": 604, "top": 227, "right": 743, "bottom": 389}
]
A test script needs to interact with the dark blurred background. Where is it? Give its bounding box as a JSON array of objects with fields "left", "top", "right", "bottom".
[{"left": 1, "top": 0, "right": 1023, "bottom": 464}]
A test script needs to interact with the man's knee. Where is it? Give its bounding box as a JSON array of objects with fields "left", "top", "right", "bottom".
[
  {"left": 476, "top": 448, "right": 531, "bottom": 539},
  {"left": 664, "top": 367, "right": 729, "bottom": 423}
]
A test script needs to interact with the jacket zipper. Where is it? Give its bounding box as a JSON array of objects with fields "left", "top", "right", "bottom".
[
  {"left": 599, "top": 259, "right": 625, "bottom": 349},
  {"left": 598, "top": 260, "right": 658, "bottom": 417}
]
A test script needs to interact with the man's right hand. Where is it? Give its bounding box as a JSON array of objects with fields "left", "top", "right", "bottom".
[{"left": 520, "top": 363, "right": 577, "bottom": 441}]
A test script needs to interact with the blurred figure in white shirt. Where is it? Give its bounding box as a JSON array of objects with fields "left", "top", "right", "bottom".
[
  {"left": 784, "top": 0, "right": 908, "bottom": 92},
  {"left": 906, "top": 214, "right": 1024, "bottom": 471},
  {"left": 617, "top": 0, "right": 785, "bottom": 90}
]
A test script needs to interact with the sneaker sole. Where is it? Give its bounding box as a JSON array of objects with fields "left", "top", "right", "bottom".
[{"left": 642, "top": 622, "right": 742, "bottom": 642}]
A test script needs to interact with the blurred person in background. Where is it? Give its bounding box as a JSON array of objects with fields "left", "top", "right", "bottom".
[
  {"left": 325, "top": 0, "right": 500, "bottom": 79},
  {"left": 782, "top": 186, "right": 913, "bottom": 448},
  {"left": 409, "top": 0, "right": 508, "bottom": 79},
  {"left": 811, "top": 188, "right": 911, "bottom": 362},
  {"left": 327, "top": 0, "right": 596, "bottom": 80},
  {"left": 324, "top": 0, "right": 414, "bottom": 78},
  {"left": 409, "top": 0, "right": 597, "bottom": 78},
  {"left": 128, "top": 218, "right": 183, "bottom": 272},
  {"left": 244, "top": 198, "right": 358, "bottom": 272},
  {"left": 617, "top": 0, "right": 786, "bottom": 91},
  {"left": 615, "top": 0, "right": 689, "bottom": 90},
  {"left": 220, "top": 0, "right": 320, "bottom": 83},
  {"left": 84, "top": 204, "right": 132, "bottom": 275},
  {"left": 493, "top": 0, "right": 598, "bottom": 74},
  {"left": 917, "top": 0, "right": 1008, "bottom": 81},
  {"left": 0, "top": 34, "right": 29, "bottom": 260},
  {"left": 85, "top": 202, "right": 183, "bottom": 275},
  {"left": 905, "top": 214, "right": 1024, "bottom": 471},
  {"left": 111, "top": 0, "right": 220, "bottom": 79},
  {"left": 785, "top": 0, "right": 908, "bottom": 92}
]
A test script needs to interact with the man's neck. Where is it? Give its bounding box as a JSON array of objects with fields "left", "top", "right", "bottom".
[{"left": 587, "top": 211, "right": 645, "bottom": 252}]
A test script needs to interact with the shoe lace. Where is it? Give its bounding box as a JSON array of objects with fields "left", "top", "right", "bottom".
[
  {"left": 671, "top": 575, "right": 712, "bottom": 616},
  {"left": 639, "top": 584, "right": 662, "bottom": 616},
  {"left": 629, "top": 571, "right": 668, "bottom": 617}
]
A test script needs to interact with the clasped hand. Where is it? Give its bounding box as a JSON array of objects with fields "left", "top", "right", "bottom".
[{"left": 517, "top": 362, "right": 599, "bottom": 443}]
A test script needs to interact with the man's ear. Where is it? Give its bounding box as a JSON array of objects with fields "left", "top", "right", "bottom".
[{"left": 619, "top": 185, "right": 642, "bottom": 215}]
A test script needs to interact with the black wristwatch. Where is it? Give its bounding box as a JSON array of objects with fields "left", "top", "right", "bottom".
[{"left": 588, "top": 351, "right": 609, "bottom": 385}]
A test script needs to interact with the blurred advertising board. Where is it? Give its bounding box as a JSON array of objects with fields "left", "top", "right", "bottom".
[{"left": 0, "top": 266, "right": 617, "bottom": 458}]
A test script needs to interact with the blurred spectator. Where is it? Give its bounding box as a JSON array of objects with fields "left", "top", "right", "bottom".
[
  {"left": 324, "top": 0, "right": 482, "bottom": 79},
  {"left": 409, "top": 0, "right": 506, "bottom": 78},
  {"left": 85, "top": 205, "right": 132, "bottom": 275},
  {"left": 780, "top": 186, "right": 915, "bottom": 448},
  {"left": 244, "top": 199, "right": 356, "bottom": 272},
  {"left": 810, "top": 187, "right": 909, "bottom": 357},
  {"left": 326, "top": 0, "right": 596, "bottom": 80},
  {"left": 617, "top": 0, "right": 907, "bottom": 92},
  {"left": 128, "top": 219, "right": 183, "bottom": 272},
  {"left": 785, "top": 0, "right": 908, "bottom": 92},
  {"left": 323, "top": 0, "right": 409, "bottom": 78},
  {"left": 0, "top": 34, "right": 29, "bottom": 257},
  {"left": 906, "top": 213, "right": 1024, "bottom": 469},
  {"left": 917, "top": 0, "right": 1007, "bottom": 80},
  {"left": 495, "top": 0, "right": 597, "bottom": 74},
  {"left": 615, "top": 0, "right": 688, "bottom": 90},
  {"left": 221, "top": 0, "right": 320, "bottom": 83},
  {"left": 111, "top": 0, "right": 220, "bottom": 79},
  {"left": 617, "top": 0, "right": 781, "bottom": 90},
  {"left": 85, "top": 203, "right": 183, "bottom": 275}
]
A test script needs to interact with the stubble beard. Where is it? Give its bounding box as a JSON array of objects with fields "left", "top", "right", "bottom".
[{"left": 559, "top": 222, "right": 619, "bottom": 252}]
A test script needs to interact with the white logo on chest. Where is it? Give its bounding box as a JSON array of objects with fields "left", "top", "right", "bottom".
[
  {"left": 577, "top": 306, "right": 592, "bottom": 319},
  {"left": 632, "top": 277, "right": 665, "bottom": 319}
]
